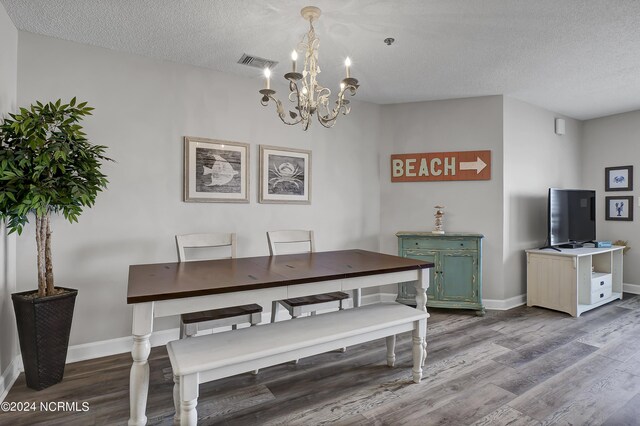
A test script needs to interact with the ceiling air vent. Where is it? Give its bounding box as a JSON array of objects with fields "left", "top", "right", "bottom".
[{"left": 238, "top": 53, "right": 278, "bottom": 70}]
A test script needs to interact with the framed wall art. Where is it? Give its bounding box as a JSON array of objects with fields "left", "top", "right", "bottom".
[
  {"left": 183, "top": 136, "right": 249, "bottom": 203},
  {"left": 605, "top": 196, "right": 633, "bottom": 221},
  {"left": 259, "top": 145, "right": 311, "bottom": 204},
  {"left": 605, "top": 165, "right": 633, "bottom": 191}
]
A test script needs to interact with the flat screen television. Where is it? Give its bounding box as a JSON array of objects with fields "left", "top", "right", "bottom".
[{"left": 547, "top": 188, "right": 596, "bottom": 248}]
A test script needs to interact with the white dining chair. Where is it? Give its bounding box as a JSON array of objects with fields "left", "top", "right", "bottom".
[
  {"left": 175, "top": 233, "right": 263, "bottom": 339},
  {"left": 267, "top": 230, "right": 361, "bottom": 322}
]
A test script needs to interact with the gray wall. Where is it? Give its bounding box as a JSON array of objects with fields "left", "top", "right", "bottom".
[
  {"left": 16, "top": 32, "right": 382, "bottom": 345},
  {"left": 0, "top": 1, "right": 18, "bottom": 392},
  {"left": 582, "top": 111, "right": 640, "bottom": 285},
  {"left": 378, "top": 96, "right": 505, "bottom": 300},
  {"left": 12, "top": 26, "right": 637, "bottom": 360},
  {"left": 502, "top": 97, "right": 583, "bottom": 299}
]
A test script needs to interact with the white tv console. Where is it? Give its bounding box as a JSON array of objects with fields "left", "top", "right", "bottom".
[{"left": 526, "top": 246, "right": 624, "bottom": 317}]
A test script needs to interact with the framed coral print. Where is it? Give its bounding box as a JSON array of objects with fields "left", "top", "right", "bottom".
[
  {"left": 259, "top": 145, "right": 311, "bottom": 204},
  {"left": 605, "top": 165, "right": 633, "bottom": 191},
  {"left": 605, "top": 196, "right": 633, "bottom": 221},
  {"left": 183, "top": 137, "right": 249, "bottom": 203}
]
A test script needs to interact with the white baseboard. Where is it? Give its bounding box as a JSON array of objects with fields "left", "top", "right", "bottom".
[
  {"left": 481, "top": 286, "right": 640, "bottom": 309},
  {"left": 66, "top": 327, "right": 180, "bottom": 364},
  {"left": 0, "top": 355, "right": 21, "bottom": 403},
  {"left": 364, "top": 292, "right": 397, "bottom": 304},
  {"left": 623, "top": 283, "right": 640, "bottom": 294},
  {"left": 369, "top": 292, "right": 528, "bottom": 311},
  {"left": 483, "top": 294, "right": 527, "bottom": 311},
  {"left": 376, "top": 291, "right": 527, "bottom": 311}
]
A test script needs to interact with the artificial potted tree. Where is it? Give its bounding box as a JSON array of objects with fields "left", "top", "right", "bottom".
[{"left": 0, "top": 98, "right": 111, "bottom": 390}]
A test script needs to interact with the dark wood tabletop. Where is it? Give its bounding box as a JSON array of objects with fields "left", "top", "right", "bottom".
[{"left": 127, "top": 249, "right": 433, "bottom": 304}]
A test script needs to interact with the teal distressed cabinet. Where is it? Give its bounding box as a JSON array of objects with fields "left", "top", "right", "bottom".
[{"left": 396, "top": 232, "right": 484, "bottom": 315}]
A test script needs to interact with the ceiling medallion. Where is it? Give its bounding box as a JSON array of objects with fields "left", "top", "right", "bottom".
[{"left": 259, "top": 6, "right": 359, "bottom": 130}]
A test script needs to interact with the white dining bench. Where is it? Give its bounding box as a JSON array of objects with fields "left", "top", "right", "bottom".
[{"left": 167, "top": 302, "right": 428, "bottom": 425}]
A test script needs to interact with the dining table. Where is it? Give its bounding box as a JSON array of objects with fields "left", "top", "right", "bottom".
[{"left": 126, "top": 248, "right": 432, "bottom": 426}]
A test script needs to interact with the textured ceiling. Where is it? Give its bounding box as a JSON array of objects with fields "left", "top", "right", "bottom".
[{"left": 2, "top": 0, "right": 640, "bottom": 120}]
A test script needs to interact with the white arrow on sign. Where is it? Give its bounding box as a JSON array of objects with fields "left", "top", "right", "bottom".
[{"left": 459, "top": 157, "right": 487, "bottom": 174}]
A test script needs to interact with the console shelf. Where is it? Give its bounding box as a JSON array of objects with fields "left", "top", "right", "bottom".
[{"left": 525, "top": 246, "right": 624, "bottom": 317}]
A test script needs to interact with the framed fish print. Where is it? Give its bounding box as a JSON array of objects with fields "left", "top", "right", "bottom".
[
  {"left": 183, "top": 137, "right": 249, "bottom": 203},
  {"left": 259, "top": 145, "right": 311, "bottom": 204}
]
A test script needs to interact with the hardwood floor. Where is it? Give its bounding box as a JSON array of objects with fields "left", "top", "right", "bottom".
[{"left": 5, "top": 295, "right": 640, "bottom": 425}]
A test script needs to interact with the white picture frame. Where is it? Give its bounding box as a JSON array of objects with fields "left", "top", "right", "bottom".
[
  {"left": 183, "top": 136, "right": 249, "bottom": 203},
  {"left": 259, "top": 145, "right": 311, "bottom": 204}
]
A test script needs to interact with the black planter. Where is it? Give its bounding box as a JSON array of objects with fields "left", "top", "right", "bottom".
[{"left": 11, "top": 287, "right": 77, "bottom": 390}]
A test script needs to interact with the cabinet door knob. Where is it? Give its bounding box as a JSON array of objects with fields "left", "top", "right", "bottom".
[
  {"left": 600, "top": 281, "right": 604, "bottom": 286},
  {"left": 600, "top": 293, "right": 604, "bottom": 298}
]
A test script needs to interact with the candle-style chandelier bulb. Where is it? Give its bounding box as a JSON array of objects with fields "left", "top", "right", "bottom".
[{"left": 258, "top": 6, "right": 359, "bottom": 130}]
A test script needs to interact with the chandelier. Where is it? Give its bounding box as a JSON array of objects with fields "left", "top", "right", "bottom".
[{"left": 259, "top": 6, "right": 359, "bottom": 130}]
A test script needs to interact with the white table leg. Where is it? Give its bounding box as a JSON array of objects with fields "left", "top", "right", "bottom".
[
  {"left": 128, "top": 302, "right": 154, "bottom": 426},
  {"left": 412, "top": 318, "right": 426, "bottom": 383},
  {"left": 129, "top": 334, "right": 151, "bottom": 425},
  {"left": 414, "top": 269, "right": 429, "bottom": 366},
  {"left": 385, "top": 335, "right": 396, "bottom": 367}
]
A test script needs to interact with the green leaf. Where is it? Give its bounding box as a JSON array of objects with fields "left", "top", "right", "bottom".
[{"left": 0, "top": 98, "right": 112, "bottom": 233}]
